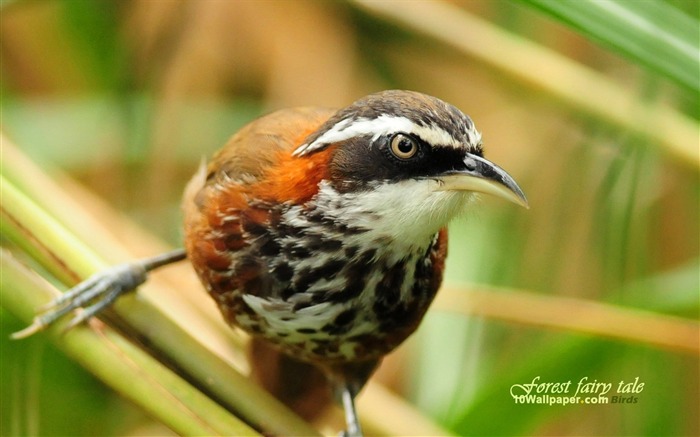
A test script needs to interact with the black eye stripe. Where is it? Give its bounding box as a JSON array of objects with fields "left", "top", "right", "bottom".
[{"left": 329, "top": 129, "right": 475, "bottom": 192}]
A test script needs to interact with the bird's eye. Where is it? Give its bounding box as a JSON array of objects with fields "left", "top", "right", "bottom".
[{"left": 389, "top": 134, "right": 418, "bottom": 160}]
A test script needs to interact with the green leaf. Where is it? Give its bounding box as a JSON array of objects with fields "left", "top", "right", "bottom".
[{"left": 523, "top": 0, "right": 700, "bottom": 93}]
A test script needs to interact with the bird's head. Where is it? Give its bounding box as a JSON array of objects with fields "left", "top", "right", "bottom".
[{"left": 291, "top": 90, "right": 528, "bottom": 245}]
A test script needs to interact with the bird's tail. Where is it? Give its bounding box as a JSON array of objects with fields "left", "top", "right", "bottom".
[{"left": 248, "top": 337, "right": 333, "bottom": 422}]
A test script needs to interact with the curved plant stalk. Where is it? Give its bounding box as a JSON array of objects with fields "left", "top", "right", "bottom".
[
  {"left": 1, "top": 250, "right": 260, "bottom": 437},
  {"left": 435, "top": 284, "right": 699, "bottom": 355},
  {"left": 352, "top": 0, "right": 699, "bottom": 170}
]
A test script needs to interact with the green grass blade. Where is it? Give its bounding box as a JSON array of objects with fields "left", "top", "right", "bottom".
[{"left": 523, "top": 0, "right": 700, "bottom": 93}]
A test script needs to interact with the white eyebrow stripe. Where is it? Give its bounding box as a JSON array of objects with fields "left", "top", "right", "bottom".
[{"left": 293, "top": 114, "right": 470, "bottom": 156}]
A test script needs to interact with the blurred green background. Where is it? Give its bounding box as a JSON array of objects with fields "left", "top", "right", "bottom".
[{"left": 1, "top": 0, "right": 698, "bottom": 436}]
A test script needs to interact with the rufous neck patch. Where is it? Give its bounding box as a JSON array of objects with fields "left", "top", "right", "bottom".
[{"left": 251, "top": 146, "right": 336, "bottom": 204}]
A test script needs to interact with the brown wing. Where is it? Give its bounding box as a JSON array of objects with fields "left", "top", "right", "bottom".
[
  {"left": 207, "top": 107, "right": 335, "bottom": 184},
  {"left": 183, "top": 106, "right": 334, "bottom": 233},
  {"left": 184, "top": 106, "right": 337, "bottom": 214},
  {"left": 182, "top": 107, "right": 335, "bottom": 317}
]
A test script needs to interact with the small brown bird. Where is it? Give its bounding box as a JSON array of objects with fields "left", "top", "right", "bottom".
[{"left": 17, "top": 90, "right": 527, "bottom": 436}]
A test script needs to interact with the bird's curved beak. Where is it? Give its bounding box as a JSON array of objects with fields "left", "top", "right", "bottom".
[{"left": 435, "top": 153, "right": 529, "bottom": 208}]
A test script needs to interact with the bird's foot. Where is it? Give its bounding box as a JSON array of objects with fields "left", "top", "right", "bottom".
[
  {"left": 12, "top": 262, "right": 147, "bottom": 339},
  {"left": 12, "top": 249, "right": 187, "bottom": 339}
]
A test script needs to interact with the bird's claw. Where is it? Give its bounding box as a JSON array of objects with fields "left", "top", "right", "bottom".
[{"left": 11, "top": 262, "right": 148, "bottom": 340}]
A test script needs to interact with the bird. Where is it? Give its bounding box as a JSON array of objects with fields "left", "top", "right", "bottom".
[{"left": 15, "top": 90, "right": 528, "bottom": 436}]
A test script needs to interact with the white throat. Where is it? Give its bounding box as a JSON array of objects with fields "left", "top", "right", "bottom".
[{"left": 311, "top": 180, "right": 473, "bottom": 251}]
